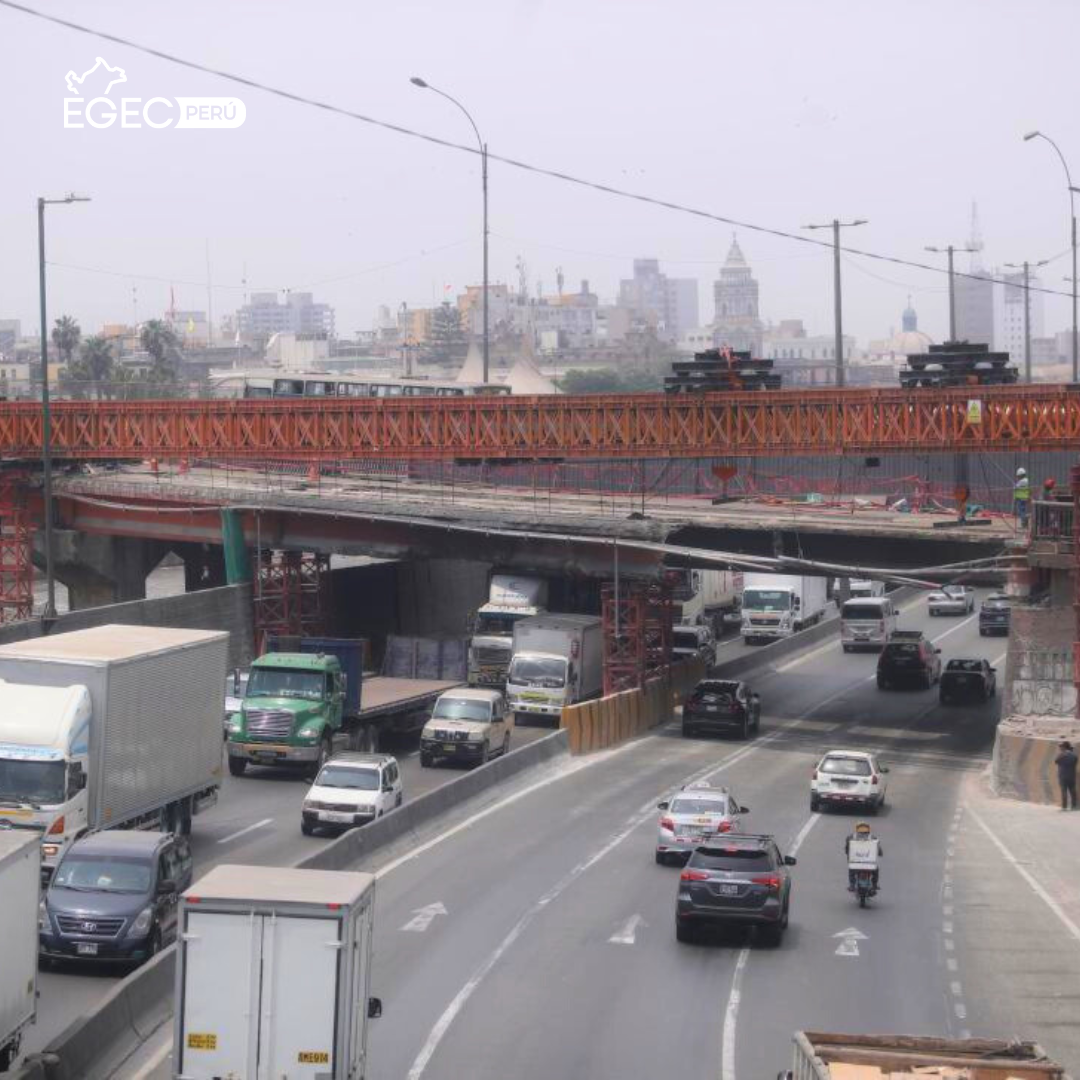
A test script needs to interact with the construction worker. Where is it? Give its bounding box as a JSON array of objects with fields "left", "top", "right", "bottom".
[{"left": 1014, "top": 468, "right": 1031, "bottom": 528}]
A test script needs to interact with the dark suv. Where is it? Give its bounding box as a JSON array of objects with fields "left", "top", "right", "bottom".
[
  {"left": 979, "top": 594, "right": 1012, "bottom": 637},
  {"left": 683, "top": 680, "right": 761, "bottom": 739},
  {"left": 877, "top": 631, "right": 942, "bottom": 689},
  {"left": 39, "top": 831, "right": 193, "bottom": 968},
  {"left": 675, "top": 834, "right": 796, "bottom": 946}
]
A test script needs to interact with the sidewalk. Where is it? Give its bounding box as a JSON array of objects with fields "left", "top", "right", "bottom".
[{"left": 953, "top": 768, "right": 1080, "bottom": 1076}]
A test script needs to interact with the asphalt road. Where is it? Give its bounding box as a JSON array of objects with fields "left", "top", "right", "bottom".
[
  {"left": 360, "top": 592, "right": 1005, "bottom": 1080},
  {"left": 25, "top": 720, "right": 554, "bottom": 1056}
]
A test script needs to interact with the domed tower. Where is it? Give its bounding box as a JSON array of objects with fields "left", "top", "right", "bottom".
[{"left": 712, "top": 235, "right": 763, "bottom": 354}]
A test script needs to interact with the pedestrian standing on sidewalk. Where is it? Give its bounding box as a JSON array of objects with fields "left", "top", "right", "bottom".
[{"left": 1055, "top": 740, "right": 1078, "bottom": 810}]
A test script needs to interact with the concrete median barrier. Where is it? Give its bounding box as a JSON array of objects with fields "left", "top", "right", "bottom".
[{"left": 992, "top": 721, "right": 1078, "bottom": 806}]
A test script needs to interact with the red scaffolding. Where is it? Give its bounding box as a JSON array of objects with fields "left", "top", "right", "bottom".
[
  {"left": 0, "top": 476, "right": 33, "bottom": 623},
  {"left": 253, "top": 550, "right": 328, "bottom": 654},
  {"left": 601, "top": 579, "right": 673, "bottom": 696}
]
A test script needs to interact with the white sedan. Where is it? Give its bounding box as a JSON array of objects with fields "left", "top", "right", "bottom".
[
  {"left": 928, "top": 585, "right": 975, "bottom": 616},
  {"left": 811, "top": 750, "right": 889, "bottom": 813}
]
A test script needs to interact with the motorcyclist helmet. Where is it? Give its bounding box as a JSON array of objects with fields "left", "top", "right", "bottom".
[{"left": 854, "top": 822, "right": 871, "bottom": 836}]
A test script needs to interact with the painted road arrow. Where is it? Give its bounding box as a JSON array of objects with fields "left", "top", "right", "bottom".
[
  {"left": 400, "top": 902, "right": 448, "bottom": 933},
  {"left": 833, "top": 927, "right": 869, "bottom": 957},
  {"left": 609, "top": 914, "right": 646, "bottom": 945}
]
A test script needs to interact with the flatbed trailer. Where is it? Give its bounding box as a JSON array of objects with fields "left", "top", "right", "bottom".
[{"left": 788, "top": 1031, "right": 1068, "bottom": 1080}]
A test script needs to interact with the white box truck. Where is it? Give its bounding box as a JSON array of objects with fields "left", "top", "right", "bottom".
[
  {"left": 174, "top": 865, "right": 381, "bottom": 1080},
  {"left": 668, "top": 568, "right": 742, "bottom": 633},
  {"left": 741, "top": 573, "right": 829, "bottom": 642},
  {"left": 0, "top": 625, "right": 228, "bottom": 878},
  {"left": 467, "top": 573, "right": 549, "bottom": 687},
  {"left": 506, "top": 614, "right": 603, "bottom": 722},
  {"left": 0, "top": 833, "right": 38, "bottom": 1073}
]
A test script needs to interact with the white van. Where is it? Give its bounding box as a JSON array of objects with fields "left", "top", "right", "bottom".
[{"left": 840, "top": 597, "right": 898, "bottom": 652}]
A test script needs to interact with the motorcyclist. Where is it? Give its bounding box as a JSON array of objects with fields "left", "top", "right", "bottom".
[{"left": 844, "top": 821, "right": 882, "bottom": 891}]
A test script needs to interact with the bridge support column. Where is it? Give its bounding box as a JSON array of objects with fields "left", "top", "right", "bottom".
[
  {"left": 35, "top": 532, "right": 171, "bottom": 611},
  {"left": 174, "top": 542, "right": 228, "bottom": 592}
]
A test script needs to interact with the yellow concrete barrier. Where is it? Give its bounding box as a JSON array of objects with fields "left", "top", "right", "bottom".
[{"left": 992, "top": 729, "right": 1061, "bottom": 805}]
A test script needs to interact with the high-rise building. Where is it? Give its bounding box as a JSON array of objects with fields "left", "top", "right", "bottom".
[
  {"left": 995, "top": 267, "right": 1044, "bottom": 363},
  {"left": 954, "top": 204, "right": 994, "bottom": 346},
  {"left": 0, "top": 319, "right": 20, "bottom": 358},
  {"left": 617, "top": 258, "right": 698, "bottom": 342},
  {"left": 237, "top": 291, "right": 335, "bottom": 339},
  {"left": 712, "top": 236, "right": 763, "bottom": 355}
]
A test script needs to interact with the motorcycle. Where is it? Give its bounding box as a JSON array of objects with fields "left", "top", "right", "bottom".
[{"left": 852, "top": 868, "right": 877, "bottom": 907}]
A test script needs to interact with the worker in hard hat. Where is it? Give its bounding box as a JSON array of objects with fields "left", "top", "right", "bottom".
[{"left": 1014, "top": 468, "right": 1031, "bottom": 528}]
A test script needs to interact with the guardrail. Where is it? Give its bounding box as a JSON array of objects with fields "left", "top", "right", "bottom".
[{"left": 1031, "top": 499, "right": 1074, "bottom": 549}]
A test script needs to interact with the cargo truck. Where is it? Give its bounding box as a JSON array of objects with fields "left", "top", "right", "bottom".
[
  {"left": 467, "top": 573, "right": 549, "bottom": 687},
  {"left": 174, "top": 864, "right": 382, "bottom": 1080},
  {"left": 784, "top": 1031, "right": 1066, "bottom": 1080},
  {"left": 741, "top": 573, "right": 829, "bottom": 643},
  {"left": 0, "top": 833, "right": 38, "bottom": 1072},
  {"left": 0, "top": 625, "right": 227, "bottom": 879},
  {"left": 227, "top": 637, "right": 462, "bottom": 774},
  {"left": 506, "top": 614, "right": 603, "bottom": 723},
  {"left": 668, "top": 568, "right": 742, "bottom": 633}
]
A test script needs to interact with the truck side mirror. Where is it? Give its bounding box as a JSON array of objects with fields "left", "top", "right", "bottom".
[{"left": 367, "top": 997, "right": 383, "bottom": 1019}]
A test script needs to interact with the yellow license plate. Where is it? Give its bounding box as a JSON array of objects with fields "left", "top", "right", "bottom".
[
  {"left": 245, "top": 744, "right": 291, "bottom": 754},
  {"left": 0, "top": 808, "right": 31, "bottom": 818}
]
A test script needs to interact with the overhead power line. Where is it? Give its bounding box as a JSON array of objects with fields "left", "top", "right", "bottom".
[{"left": 4, "top": 0, "right": 1074, "bottom": 302}]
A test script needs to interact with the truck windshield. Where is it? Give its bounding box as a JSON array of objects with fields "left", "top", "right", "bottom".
[
  {"left": 475, "top": 612, "right": 527, "bottom": 636},
  {"left": 247, "top": 668, "right": 325, "bottom": 700},
  {"left": 673, "top": 630, "right": 701, "bottom": 649},
  {"left": 0, "top": 757, "right": 66, "bottom": 807},
  {"left": 508, "top": 656, "right": 567, "bottom": 687},
  {"left": 315, "top": 765, "right": 379, "bottom": 790},
  {"left": 433, "top": 698, "right": 493, "bottom": 722},
  {"left": 743, "top": 589, "right": 791, "bottom": 612},
  {"left": 53, "top": 857, "right": 152, "bottom": 894}
]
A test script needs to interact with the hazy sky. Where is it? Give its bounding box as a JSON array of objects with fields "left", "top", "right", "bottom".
[{"left": 1, "top": 0, "right": 1077, "bottom": 345}]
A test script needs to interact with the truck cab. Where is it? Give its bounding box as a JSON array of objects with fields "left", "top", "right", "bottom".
[
  {"left": 226, "top": 653, "right": 345, "bottom": 777},
  {"left": 467, "top": 575, "right": 548, "bottom": 688},
  {"left": 0, "top": 683, "right": 92, "bottom": 876}
]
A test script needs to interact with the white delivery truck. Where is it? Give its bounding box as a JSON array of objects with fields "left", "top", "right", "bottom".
[
  {"left": 467, "top": 574, "right": 549, "bottom": 687},
  {"left": 174, "top": 865, "right": 381, "bottom": 1080},
  {"left": 0, "top": 833, "right": 38, "bottom": 1072},
  {"left": 668, "top": 568, "right": 741, "bottom": 633},
  {"left": 0, "top": 625, "right": 228, "bottom": 879},
  {"left": 741, "top": 573, "right": 829, "bottom": 643},
  {"left": 506, "top": 614, "right": 603, "bottom": 723}
]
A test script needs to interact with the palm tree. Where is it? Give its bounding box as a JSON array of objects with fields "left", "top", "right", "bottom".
[
  {"left": 79, "top": 336, "right": 115, "bottom": 399},
  {"left": 51, "top": 315, "right": 81, "bottom": 368},
  {"left": 139, "top": 319, "right": 181, "bottom": 384}
]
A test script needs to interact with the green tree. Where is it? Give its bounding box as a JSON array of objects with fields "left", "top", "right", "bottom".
[
  {"left": 139, "top": 319, "right": 181, "bottom": 384},
  {"left": 72, "top": 335, "right": 116, "bottom": 399},
  {"left": 557, "top": 366, "right": 664, "bottom": 394},
  {"left": 51, "top": 315, "right": 81, "bottom": 367},
  {"left": 427, "top": 303, "right": 468, "bottom": 365}
]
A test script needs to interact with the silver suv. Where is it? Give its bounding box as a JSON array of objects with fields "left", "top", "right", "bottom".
[{"left": 420, "top": 688, "right": 511, "bottom": 768}]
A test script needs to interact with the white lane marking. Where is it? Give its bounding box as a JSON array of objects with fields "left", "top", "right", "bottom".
[
  {"left": 788, "top": 814, "right": 821, "bottom": 857},
  {"left": 404, "top": 801, "right": 651, "bottom": 1079},
  {"left": 400, "top": 902, "right": 448, "bottom": 933},
  {"left": 951, "top": 981, "right": 964, "bottom": 996},
  {"left": 944, "top": 938, "right": 955, "bottom": 951},
  {"left": 943, "top": 921, "right": 954, "bottom": 933},
  {"left": 608, "top": 914, "right": 645, "bottom": 945},
  {"left": 943, "top": 905, "right": 954, "bottom": 916},
  {"left": 946, "top": 958, "right": 958, "bottom": 972},
  {"left": 127, "top": 1038, "right": 171, "bottom": 1080},
  {"left": 833, "top": 927, "right": 868, "bottom": 958},
  {"left": 216, "top": 817, "right": 272, "bottom": 845},
  {"left": 720, "top": 948, "right": 750, "bottom": 1080},
  {"left": 966, "top": 803, "right": 1080, "bottom": 944},
  {"left": 955, "top": 1003, "right": 968, "bottom": 1020}
]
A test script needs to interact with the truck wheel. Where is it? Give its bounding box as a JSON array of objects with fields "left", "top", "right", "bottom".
[
  {"left": 301, "top": 821, "right": 314, "bottom": 836},
  {"left": 502, "top": 732, "right": 511, "bottom": 756},
  {"left": 478, "top": 741, "right": 490, "bottom": 766},
  {"left": 308, "top": 738, "right": 331, "bottom": 779},
  {"left": 420, "top": 751, "right": 434, "bottom": 768},
  {"left": 228, "top": 756, "right": 247, "bottom": 777}
]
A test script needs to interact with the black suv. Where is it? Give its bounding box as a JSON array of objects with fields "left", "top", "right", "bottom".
[
  {"left": 979, "top": 594, "right": 1012, "bottom": 637},
  {"left": 675, "top": 834, "right": 796, "bottom": 946},
  {"left": 683, "top": 680, "right": 761, "bottom": 739},
  {"left": 877, "top": 631, "right": 942, "bottom": 689},
  {"left": 39, "top": 831, "right": 193, "bottom": 968}
]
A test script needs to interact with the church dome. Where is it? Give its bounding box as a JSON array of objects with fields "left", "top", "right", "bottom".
[{"left": 890, "top": 329, "right": 934, "bottom": 355}]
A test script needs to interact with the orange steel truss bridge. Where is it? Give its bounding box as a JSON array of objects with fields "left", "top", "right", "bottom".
[{"left": 0, "top": 385, "right": 1078, "bottom": 462}]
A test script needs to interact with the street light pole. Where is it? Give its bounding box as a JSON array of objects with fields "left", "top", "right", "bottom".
[
  {"left": 1006, "top": 258, "right": 1050, "bottom": 383},
  {"left": 1025, "top": 131, "right": 1078, "bottom": 381},
  {"left": 411, "top": 77, "right": 489, "bottom": 384},
  {"left": 37, "top": 192, "right": 90, "bottom": 622},
  {"left": 802, "top": 218, "right": 867, "bottom": 387},
  {"left": 925, "top": 244, "right": 977, "bottom": 342}
]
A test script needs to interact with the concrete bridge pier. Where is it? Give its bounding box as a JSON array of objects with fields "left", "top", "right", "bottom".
[{"left": 34, "top": 532, "right": 172, "bottom": 611}]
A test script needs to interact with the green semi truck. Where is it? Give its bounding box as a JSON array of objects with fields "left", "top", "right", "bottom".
[{"left": 226, "top": 643, "right": 461, "bottom": 777}]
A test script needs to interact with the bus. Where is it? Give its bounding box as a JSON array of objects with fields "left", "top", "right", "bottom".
[{"left": 208, "top": 371, "right": 511, "bottom": 400}]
